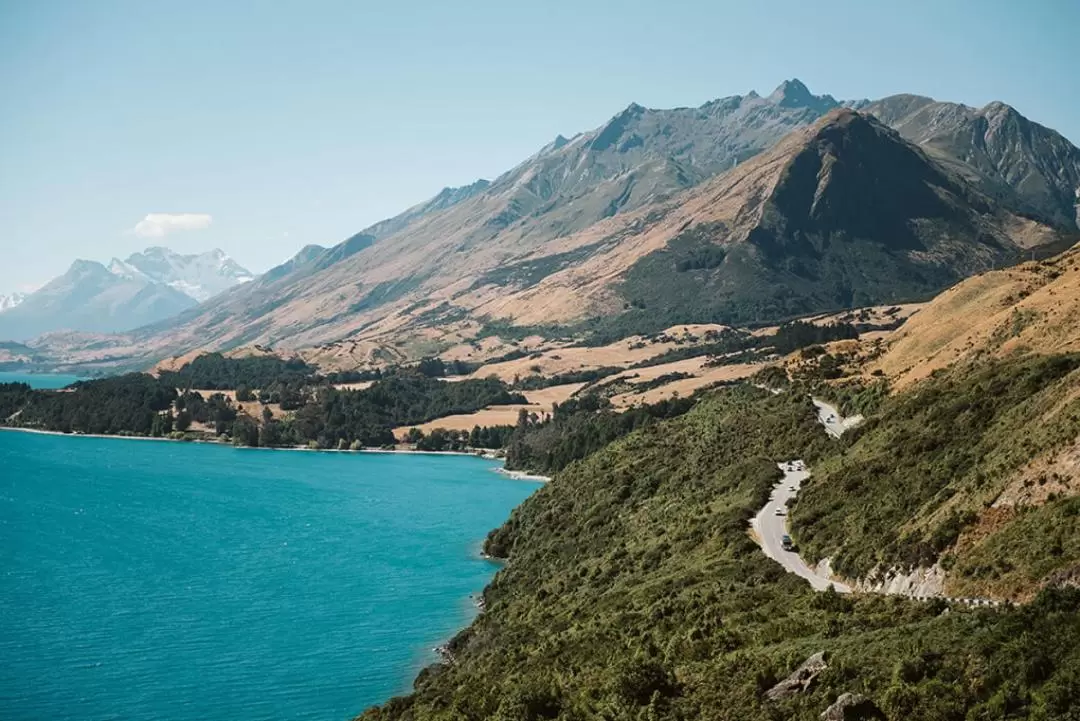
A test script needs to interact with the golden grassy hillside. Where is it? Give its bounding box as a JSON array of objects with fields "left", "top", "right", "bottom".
[{"left": 873, "top": 244, "right": 1080, "bottom": 389}]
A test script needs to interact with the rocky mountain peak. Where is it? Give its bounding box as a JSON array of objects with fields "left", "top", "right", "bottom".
[
  {"left": 67, "top": 259, "right": 110, "bottom": 278},
  {"left": 767, "top": 78, "right": 840, "bottom": 114}
]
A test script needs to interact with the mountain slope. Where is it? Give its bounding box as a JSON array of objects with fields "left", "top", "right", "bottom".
[
  {"left": 463, "top": 109, "right": 1068, "bottom": 335},
  {"left": 37, "top": 83, "right": 1080, "bottom": 369},
  {"left": 360, "top": 386, "right": 1080, "bottom": 721},
  {"left": 864, "top": 94, "right": 1080, "bottom": 230},
  {"left": 766, "top": 240, "right": 1080, "bottom": 603},
  {"left": 871, "top": 244, "right": 1080, "bottom": 389},
  {"left": 75, "top": 82, "right": 842, "bottom": 357}
]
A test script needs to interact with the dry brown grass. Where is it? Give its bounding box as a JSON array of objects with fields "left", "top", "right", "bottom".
[
  {"left": 609, "top": 362, "right": 760, "bottom": 407},
  {"left": 993, "top": 435, "right": 1080, "bottom": 509},
  {"left": 468, "top": 338, "right": 677, "bottom": 382},
  {"left": 872, "top": 247, "right": 1080, "bottom": 389},
  {"left": 188, "top": 389, "right": 288, "bottom": 419},
  {"left": 391, "top": 382, "right": 585, "bottom": 439}
]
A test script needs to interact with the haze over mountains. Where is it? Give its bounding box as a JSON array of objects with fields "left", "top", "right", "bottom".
[
  {"left": 17, "top": 79, "right": 1080, "bottom": 370},
  {"left": 0, "top": 248, "right": 253, "bottom": 341}
]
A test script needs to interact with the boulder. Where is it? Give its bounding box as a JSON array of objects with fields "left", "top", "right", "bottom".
[
  {"left": 820, "top": 692, "right": 885, "bottom": 720},
  {"left": 765, "top": 651, "right": 827, "bottom": 700}
]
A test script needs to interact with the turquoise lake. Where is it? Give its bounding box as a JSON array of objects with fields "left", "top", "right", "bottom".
[
  {"left": 0, "top": 431, "right": 540, "bottom": 720},
  {"left": 0, "top": 371, "right": 87, "bottom": 389}
]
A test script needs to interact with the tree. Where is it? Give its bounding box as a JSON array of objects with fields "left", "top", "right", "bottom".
[
  {"left": 231, "top": 416, "right": 260, "bottom": 447},
  {"left": 175, "top": 409, "right": 192, "bottom": 432}
]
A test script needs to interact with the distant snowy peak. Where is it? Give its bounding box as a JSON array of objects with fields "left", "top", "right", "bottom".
[
  {"left": 0, "top": 292, "right": 27, "bottom": 313},
  {"left": 107, "top": 258, "right": 151, "bottom": 282},
  {"left": 123, "top": 247, "right": 254, "bottom": 302}
]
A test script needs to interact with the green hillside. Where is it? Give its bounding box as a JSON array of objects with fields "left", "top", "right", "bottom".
[{"left": 360, "top": 386, "right": 1080, "bottom": 720}]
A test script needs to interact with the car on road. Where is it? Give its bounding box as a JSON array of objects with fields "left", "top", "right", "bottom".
[
  {"left": 774, "top": 508, "right": 785, "bottom": 516},
  {"left": 781, "top": 534, "right": 794, "bottom": 551},
  {"left": 788, "top": 486, "right": 796, "bottom": 492}
]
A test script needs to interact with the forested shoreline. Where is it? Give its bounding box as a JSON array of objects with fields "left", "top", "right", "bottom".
[
  {"left": 0, "top": 371, "right": 526, "bottom": 452},
  {"left": 0, "top": 320, "right": 863, "bottom": 464}
]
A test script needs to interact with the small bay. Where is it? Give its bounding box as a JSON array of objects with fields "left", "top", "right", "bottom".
[{"left": 0, "top": 430, "right": 539, "bottom": 720}]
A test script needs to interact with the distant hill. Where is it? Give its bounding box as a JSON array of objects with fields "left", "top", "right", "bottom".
[{"left": 0, "top": 248, "right": 253, "bottom": 341}]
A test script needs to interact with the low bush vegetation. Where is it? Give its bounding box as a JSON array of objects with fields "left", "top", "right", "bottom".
[{"left": 362, "top": 386, "right": 1080, "bottom": 720}]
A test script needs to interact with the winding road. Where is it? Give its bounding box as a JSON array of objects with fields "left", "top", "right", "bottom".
[
  {"left": 750, "top": 397, "right": 861, "bottom": 592},
  {"left": 751, "top": 460, "right": 852, "bottom": 592},
  {"left": 813, "top": 398, "right": 864, "bottom": 439},
  {"left": 751, "top": 394, "right": 1004, "bottom": 606}
]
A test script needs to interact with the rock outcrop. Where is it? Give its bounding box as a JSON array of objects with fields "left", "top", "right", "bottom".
[
  {"left": 765, "top": 651, "right": 827, "bottom": 700},
  {"left": 820, "top": 692, "right": 885, "bottom": 720}
]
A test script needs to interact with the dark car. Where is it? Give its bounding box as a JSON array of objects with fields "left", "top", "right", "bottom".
[{"left": 781, "top": 535, "right": 794, "bottom": 551}]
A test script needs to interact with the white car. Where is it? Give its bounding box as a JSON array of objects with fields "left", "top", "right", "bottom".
[{"left": 774, "top": 508, "right": 785, "bottom": 516}]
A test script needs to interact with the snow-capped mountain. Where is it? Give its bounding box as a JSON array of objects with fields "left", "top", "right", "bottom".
[
  {"left": 120, "top": 247, "right": 254, "bottom": 302},
  {"left": 0, "top": 292, "right": 27, "bottom": 313},
  {"left": 0, "top": 248, "right": 254, "bottom": 341}
]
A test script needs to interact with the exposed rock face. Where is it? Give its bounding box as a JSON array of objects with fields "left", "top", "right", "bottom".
[
  {"left": 854, "top": 563, "right": 946, "bottom": 598},
  {"left": 864, "top": 95, "right": 1080, "bottom": 231},
  {"left": 818, "top": 556, "right": 947, "bottom": 599},
  {"left": 1045, "top": 562, "right": 1080, "bottom": 591},
  {"left": 765, "top": 651, "right": 827, "bottom": 700},
  {"left": 820, "top": 692, "right": 885, "bottom": 720}
]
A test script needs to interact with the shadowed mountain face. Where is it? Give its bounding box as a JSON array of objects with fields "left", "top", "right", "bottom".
[
  {"left": 601, "top": 110, "right": 1053, "bottom": 333},
  {"left": 32, "top": 81, "right": 1080, "bottom": 368},
  {"left": 863, "top": 95, "right": 1080, "bottom": 230}
]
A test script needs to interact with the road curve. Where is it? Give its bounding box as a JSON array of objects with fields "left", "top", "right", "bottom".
[
  {"left": 812, "top": 398, "right": 864, "bottom": 438},
  {"left": 748, "top": 396, "right": 860, "bottom": 592},
  {"left": 750, "top": 393, "right": 1005, "bottom": 605},
  {"left": 751, "top": 461, "right": 851, "bottom": 593}
]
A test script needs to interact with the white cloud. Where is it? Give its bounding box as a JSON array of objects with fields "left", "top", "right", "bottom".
[{"left": 131, "top": 213, "right": 213, "bottom": 238}]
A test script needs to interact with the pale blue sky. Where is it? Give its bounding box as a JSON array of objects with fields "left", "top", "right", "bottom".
[{"left": 1, "top": 0, "right": 1077, "bottom": 292}]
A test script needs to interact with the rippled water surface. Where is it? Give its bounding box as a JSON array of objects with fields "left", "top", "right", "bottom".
[{"left": 0, "top": 431, "right": 539, "bottom": 720}]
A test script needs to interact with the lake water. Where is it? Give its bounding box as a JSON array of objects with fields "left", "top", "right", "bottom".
[
  {"left": 0, "top": 431, "right": 539, "bottom": 720},
  {"left": 0, "top": 371, "right": 87, "bottom": 389}
]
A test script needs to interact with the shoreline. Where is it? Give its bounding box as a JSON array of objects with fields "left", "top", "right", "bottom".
[{"left": 0, "top": 425, "right": 550, "bottom": 480}]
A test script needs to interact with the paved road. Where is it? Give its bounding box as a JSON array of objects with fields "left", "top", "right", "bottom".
[
  {"left": 748, "top": 398, "right": 859, "bottom": 592},
  {"left": 751, "top": 461, "right": 851, "bottom": 593},
  {"left": 750, "top": 393, "right": 1005, "bottom": 605},
  {"left": 812, "top": 398, "right": 864, "bottom": 438}
]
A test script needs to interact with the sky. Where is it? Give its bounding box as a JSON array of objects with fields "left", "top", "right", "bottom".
[{"left": 1, "top": 0, "right": 1077, "bottom": 293}]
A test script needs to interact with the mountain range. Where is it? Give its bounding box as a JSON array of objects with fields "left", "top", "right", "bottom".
[
  {"left": 0, "top": 248, "right": 253, "bottom": 342},
  {"left": 21, "top": 79, "right": 1080, "bottom": 370}
]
